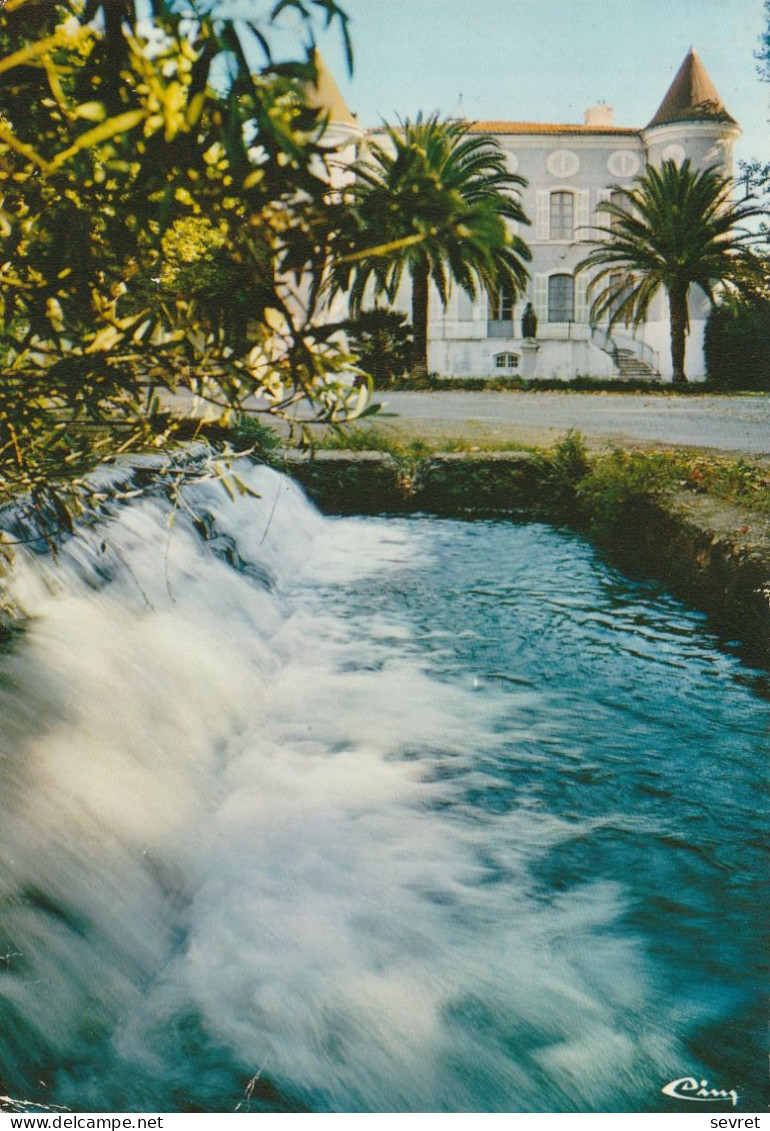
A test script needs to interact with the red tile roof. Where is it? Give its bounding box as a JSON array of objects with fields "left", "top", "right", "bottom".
[{"left": 467, "top": 122, "right": 641, "bottom": 135}]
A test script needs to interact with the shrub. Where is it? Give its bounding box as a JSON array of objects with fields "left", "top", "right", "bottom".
[
  {"left": 532, "top": 431, "right": 591, "bottom": 512},
  {"left": 340, "top": 310, "right": 413, "bottom": 388},
  {"left": 705, "top": 296, "right": 770, "bottom": 390},
  {"left": 577, "top": 450, "right": 679, "bottom": 528},
  {"left": 392, "top": 375, "right": 691, "bottom": 394}
]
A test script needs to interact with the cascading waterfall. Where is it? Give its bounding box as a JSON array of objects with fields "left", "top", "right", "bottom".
[{"left": 0, "top": 462, "right": 765, "bottom": 1113}]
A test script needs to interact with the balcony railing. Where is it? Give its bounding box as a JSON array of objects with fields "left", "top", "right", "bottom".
[
  {"left": 487, "top": 320, "right": 590, "bottom": 341},
  {"left": 539, "top": 322, "right": 590, "bottom": 341}
]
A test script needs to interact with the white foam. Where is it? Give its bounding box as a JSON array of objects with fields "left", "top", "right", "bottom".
[{"left": 0, "top": 463, "right": 682, "bottom": 1112}]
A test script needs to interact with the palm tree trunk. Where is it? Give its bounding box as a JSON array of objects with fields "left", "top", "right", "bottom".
[
  {"left": 410, "top": 260, "right": 430, "bottom": 379},
  {"left": 668, "top": 285, "right": 688, "bottom": 385}
]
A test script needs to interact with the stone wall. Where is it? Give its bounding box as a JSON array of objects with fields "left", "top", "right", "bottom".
[{"left": 284, "top": 451, "right": 770, "bottom": 664}]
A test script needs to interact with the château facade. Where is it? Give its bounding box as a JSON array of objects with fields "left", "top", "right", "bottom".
[{"left": 317, "top": 50, "right": 741, "bottom": 382}]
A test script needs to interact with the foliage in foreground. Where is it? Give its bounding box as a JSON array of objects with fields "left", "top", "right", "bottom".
[{"left": 0, "top": 0, "right": 372, "bottom": 529}]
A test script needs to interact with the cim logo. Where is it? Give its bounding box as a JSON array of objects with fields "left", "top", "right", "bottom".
[{"left": 662, "top": 1076, "right": 739, "bottom": 1107}]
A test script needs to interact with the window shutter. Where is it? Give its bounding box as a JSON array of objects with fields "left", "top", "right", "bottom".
[
  {"left": 596, "top": 189, "right": 612, "bottom": 240},
  {"left": 576, "top": 189, "right": 590, "bottom": 241},
  {"left": 533, "top": 274, "right": 548, "bottom": 322},
  {"left": 575, "top": 274, "right": 590, "bottom": 323},
  {"left": 536, "top": 191, "right": 549, "bottom": 240},
  {"left": 456, "top": 288, "right": 473, "bottom": 321}
]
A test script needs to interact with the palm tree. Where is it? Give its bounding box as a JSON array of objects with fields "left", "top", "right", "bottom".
[
  {"left": 578, "top": 159, "right": 767, "bottom": 384},
  {"left": 334, "top": 114, "right": 531, "bottom": 377}
]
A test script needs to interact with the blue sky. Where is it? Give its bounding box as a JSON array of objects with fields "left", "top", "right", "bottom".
[{"left": 297, "top": 0, "right": 768, "bottom": 169}]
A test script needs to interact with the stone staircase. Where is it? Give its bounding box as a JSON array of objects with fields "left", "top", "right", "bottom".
[{"left": 614, "top": 348, "right": 660, "bottom": 381}]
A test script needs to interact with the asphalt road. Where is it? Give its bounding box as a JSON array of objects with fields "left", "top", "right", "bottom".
[{"left": 372, "top": 391, "right": 770, "bottom": 456}]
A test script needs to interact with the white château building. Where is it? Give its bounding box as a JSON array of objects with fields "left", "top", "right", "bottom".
[{"left": 314, "top": 49, "right": 741, "bottom": 382}]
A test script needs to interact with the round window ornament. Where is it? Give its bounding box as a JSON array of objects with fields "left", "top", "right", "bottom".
[
  {"left": 546, "top": 150, "right": 579, "bottom": 178},
  {"left": 607, "top": 150, "right": 640, "bottom": 178},
  {"left": 661, "top": 144, "right": 686, "bottom": 164},
  {"left": 505, "top": 152, "right": 519, "bottom": 174}
]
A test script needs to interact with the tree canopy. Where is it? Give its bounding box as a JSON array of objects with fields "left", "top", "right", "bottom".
[
  {"left": 0, "top": 0, "right": 369, "bottom": 525},
  {"left": 578, "top": 159, "right": 767, "bottom": 383},
  {"left": 757, "top": 0, "right": 770, "bottom": 81}
]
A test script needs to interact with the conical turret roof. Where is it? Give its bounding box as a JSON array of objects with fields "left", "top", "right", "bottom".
[
  {"left": 647, "top": 49, "right": 737, "bottom": 128},
  {"left": 306, "top": 49, "right": 358, "bottom": 128}
]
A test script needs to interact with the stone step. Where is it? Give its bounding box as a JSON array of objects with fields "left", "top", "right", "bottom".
[
  {"left": 604, "top": 345, "right": 659, "bottom": 379},
  {"left": 616, "top": 354, "right": 656, "bottom": 371},
  {"left": 615, "top": 362, "right": 659, "bottom": 380}
]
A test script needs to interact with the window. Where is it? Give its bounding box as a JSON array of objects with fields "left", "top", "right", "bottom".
[
  {"left": 495, "top": 352, "right": 520, "bottom": 369},
  {"left": 550, "top": 192, "right": 574, "bottom": 240},
  {"left": 610, "top": 190, "right": 627, "bottom": 233},
  {"left": 491, "top": 284, "right": 515, "bottom": 321},
  {"left": 456, "top": 289, "right": 474, "bottom": 320},
  {"left": 607, "top": 271, "right": 635, "bottom": 322},
  {"left": 608, "top": 271, "right": 625, "bottom": 321},
  {"left": 548, "top": 274, "right": 574, "bottom": 322}
]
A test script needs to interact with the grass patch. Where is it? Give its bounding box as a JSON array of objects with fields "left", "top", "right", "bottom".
[
  {"left": 675, "top": 454, "right": 770, "bottom": 515},
  {"left": 315, "top": 424, "right": 534, "bottom": 457},
  {"left": 315, "top": 425, "right": 426, "bottom": 457},
  {"left": 536, "top": 432, "right": 770, "bottom": 526}
]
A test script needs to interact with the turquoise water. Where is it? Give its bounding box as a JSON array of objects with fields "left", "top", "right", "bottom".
[{"left": 0, "top": 467, "right": 766, "bottom": 1113}]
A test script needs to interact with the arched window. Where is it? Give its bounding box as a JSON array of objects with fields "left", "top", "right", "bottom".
[
  {"left": 548, "top": 274, "right": 574, "bottom": 322},
  {"left": 495, "top": 352, "right": 520, "bottom": 370},
  {"left": 549, "top": 191, "right": 574, "bottom": 240}
]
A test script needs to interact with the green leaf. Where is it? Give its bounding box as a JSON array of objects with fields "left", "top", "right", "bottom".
[{"left": 74, "top": 102, "right": 107, "bottom": 122}]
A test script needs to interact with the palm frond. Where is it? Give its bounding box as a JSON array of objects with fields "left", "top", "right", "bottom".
[
  {"left": 330, "top": 114, "right": 531, "bottom": 327},
  {"left": 578, "top": 158, "right": 768, "bottom": 380}
]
